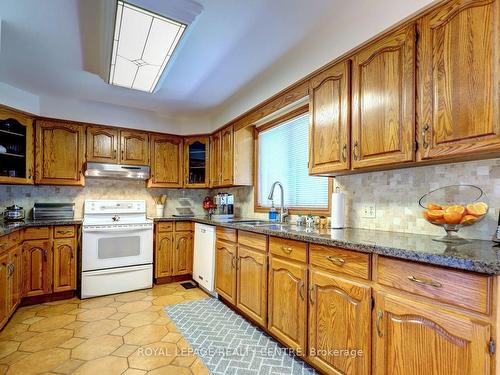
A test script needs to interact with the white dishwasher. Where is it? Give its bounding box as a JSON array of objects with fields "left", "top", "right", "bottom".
[{"left": 193, "top": 223, "right": 216, "bottom": 294}]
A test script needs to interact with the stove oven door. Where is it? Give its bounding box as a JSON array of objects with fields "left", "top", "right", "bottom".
[{"left": 82, "top": 226, "right": 153, "bottom": 271}]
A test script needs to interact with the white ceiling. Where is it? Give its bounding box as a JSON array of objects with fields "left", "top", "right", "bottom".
[{"left": 0, "top": 0, "right": 341, "bottom": 119}]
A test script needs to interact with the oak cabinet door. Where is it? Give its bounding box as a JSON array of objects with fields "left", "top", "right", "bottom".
[
  {"left": 374, "top": 292, "right": 491, "bottom": 375},
  {"left": 308, "top": 268, "right": 371, "bottom": 375},
  {"left": 173, "top": 232, "right": 192, "bottom": 276},
  {"left": 184, "top": 136, "right": 209, "bottom": 188},
  {"left": 210, "top": 132, "right": 222, "bottom": 187},
  {"left": 215, "top": 240, "right": 237, "bottom": 305},
  {"left": 309, "top": 60, "right": 351, "bottom": 174},
  {"left": 351, "top": 25, "right": 416, "bottom": 169},
  {"left": 236, "top": 245, "right": 267, "bottom": 327},
  {"left": 120, "top": 130, "right": 149, "bottom": 165},
  {"left": 155, "top": 232, "right": 173, "bottom": 278},
  {"left": 220, "top": 126, "right": 234, "bottom": 186},
  {"left": 148, "top": 135, "right": 183, "bottom": 188},
  {"left": 268, "top": 255, "right": 307, "bottom": 353},
  {"left": 8, "top": 246, "right": 22, "bottom": 315},
  {"left": 35, "top": 121, "right": 85, "bottom": 185},
  {"left": 86, "top": 126, "right": 119, "bottom": 163},
  {"left": 53, "top": 238, "right": 76, "bottom": 293},
  {"left": 0, "top": 253, "right": 8, "bottom": 329},
  {"left": 23, "top": 240, "right": 52, "bottom": 297},
  {"left": 419, "top": 0, "right": 500, "bottom": 160}
]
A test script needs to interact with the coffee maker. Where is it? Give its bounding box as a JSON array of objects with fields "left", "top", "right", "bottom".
[{"left": 212, "top": 193, "right": 234, "bottom": 221}]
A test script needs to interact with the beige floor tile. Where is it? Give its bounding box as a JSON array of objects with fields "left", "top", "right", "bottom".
[
  {"left": 52, "top": 358, "right": 84, "bottom": 374},
  {"left": 171, "top": 353, "right": 197, "bottom": 368},
  {"left": 152, "top": 295, "right": 184, "bottom": 306},
  {"left": 0, "top": 341, "right": 19, "bottom": 360},
  {"left": 122, "top": 369, "right": 146, "bottom": 375},
  {"left": 147, "top": 365, "right": 193, "bottom": 375},
  {"left": 109, "top": 326, "right": 133, "bottom": 336},
  {"left": 28, "top": 315, "right": 75, "bottom": 333},
  {"left": 114, "top": 291, "right": 148, "bottom": 302},
  {"left": 73, "top": 319, "right": 120, "bottom": 338},
  {"left": 36, "top": 303, "right": 79, "bottom": 317},
  {"left": 0, "top": 351, "right": 29, "bottom": 366},
  {"left": 161, "top": 332, "right": 182, "bottom": 343},
  {"left": 71, "top": 335, "right": 123, "bottom": 360},
  {"left": 78, "top": 297, "right": 115, "bottom": 309},
  {"left": 21, "top": 316, "right": 45, "bottom": 325},
  {"left": 58, "top": 337, "right": 86, "bottom": 349},
  {"left": 76, "top": 307, "right": 116, "bottom": 322},
  {"left": 63, "top": 321, "right": 86, "bottom": 330},
  {"left": 71, "top": 356, "right": 128, "bottom": 375},
  {"left": 18, "top": 329, "right": 73, "bottom": 352},
  {"left": 146, "top": 305, "right": 163, "bottom": 312},
  {"left": 153, "top": 315, "right": 171, "bottom": 325},
  {"left": 0, "top": 364, "right": 7, "bottom": 375},
  {"left": 6, "top": 331, "right": 37, "bottom": 342},
  {"left": 65, "top": 308, "right": 87, "bottom": 315},
  {"left": 112, "top": 343, "right": 139, "bottom": 357},
  {"left": 190, "top": 358, "right": 211, "bottom": 375},
  {"left": 117, "top": 301, "right": 151, "bottom": 313},
  {"left": 8, "top": 309, "right": 36, "bottom": 324},
  {"left": 0, "top": 323, "right": 28, "bottom": 341},
  {"left": 127, "top": 342, "right": 177, "bottom": 370},
  {"left": 6, "top": 348, "right": 70, "bottom": 375},
  {"left": 107, "top": 302, "right": 124, "bottom": 308},
  {"left": 108, "top": 312, "right": 128, "bottom": 320},
  {"left": 124, "top": 325, "right": 169, "bottom": 345},
  {"left": 120, "top": 311, "right": 159, "bottom": 327}
]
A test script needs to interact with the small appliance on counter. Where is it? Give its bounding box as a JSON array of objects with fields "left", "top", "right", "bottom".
[
  {"left": 3, "top": 204, "right": 25, "bottom": 221},
  {"left": 211, "top": 193, "right": 234, "bottom": 221},
  {"left": 32, "top": 203, "right": 75, "bottom": 220}
]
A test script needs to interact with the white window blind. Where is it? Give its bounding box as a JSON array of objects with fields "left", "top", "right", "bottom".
[{"left": 258, "top": 112, "right": 329, "bottom": 209}]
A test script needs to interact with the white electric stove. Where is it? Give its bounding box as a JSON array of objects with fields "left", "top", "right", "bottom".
[{"left": 81, "top": 199, "right": 153, "bottom": 299}]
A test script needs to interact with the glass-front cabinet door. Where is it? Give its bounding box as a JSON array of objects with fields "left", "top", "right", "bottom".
[
  {"left": 184, "top": 136, "right": 209, "bottom": 188},
  {"left": 0, "top": 107, "right": 34, "bottom": 185}
]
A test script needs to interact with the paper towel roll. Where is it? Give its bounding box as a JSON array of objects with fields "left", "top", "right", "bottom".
[{"left": 331, "top": 192, "right": 345, "bottom": 228}]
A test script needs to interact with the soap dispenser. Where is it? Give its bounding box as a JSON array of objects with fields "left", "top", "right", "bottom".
[{"left": 269, "top": 201, "right": 278, "bottom": 221}]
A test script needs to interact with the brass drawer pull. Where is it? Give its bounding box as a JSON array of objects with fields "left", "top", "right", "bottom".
[
  {"left": 309, "top": 286, "right": 315, "bottom": 305},
  {"left": 407, "top": 275, "right": 442, "bottom": 288},
  {"left": 281, "top": 245, "right": 293, "bottom": 254},
  {"left": 341, "top": 144, "right": 347, "bottom": 162},
  {"left": 298, "top": 280, "right": 305, "bottom": 301},
  {"left": 326, "top": 255, "right": 345, "bottom": 266},
  {"left": 353, "top": 141, "right": 359, "bottom": 160},
  {"left": 376, "top": 310, "right": 384, "bottom": 337},
  {"left": 422, "top": 124, "right": 430, "bottom": 149},
  {"left": 57, "top": 230, "right": 72, "bottom": 235}
]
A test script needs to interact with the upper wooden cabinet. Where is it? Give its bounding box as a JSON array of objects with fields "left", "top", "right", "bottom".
[
  {"left": 120, "top": 130, "right": 149, "bottom": 165},
  {"left": 309, "top": 60, "right": 351, "bottom": 174},
  {"left": 209, "top": 132, "right": 222, "bottom": 187},
  {"left": 148, "top": 134, "right": 183, "bottom": 188},
  {"left": 86, "top": 126, "right": 119, "bottom": 163},
  {"left": 351, "top": 25, "right": 416, "bottom": 169},
  {"left": 418, "top": 0, "right": 500, "bottom": 160},
  {"left": 184, "top": 136, "right": 209, "bottom": 188},
  {"left": 221, "top": 125, "right": 234, "bottom": 185},
  {"left": 35, "top": 120, "right": 85, "bottom": 186},
  {"left": 0, "top": 108, "right": 34, "bottom": 185}
]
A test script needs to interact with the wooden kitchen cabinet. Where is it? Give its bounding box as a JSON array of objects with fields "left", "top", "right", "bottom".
[
  {"left": 23, "top": 240, "right": 52, "bottom": 297},
  {"left": 52, "top": 237, "right": 76, "bottom": 293},
  {"left": 309, "top": 60, "right": 351, "bottom": 175},
  {"left": 215, "top": 239, "right": 237, "bottom": 305},
  {"left": 8, "top": 245, "right": 22, "bottom": 315},
  {"left": 418, "top": 0, "right": 500, "bottom": 161},
  {"left": 0, "top": 252, "right": 8, "bottom": 328},
  {"left": 35, "top": 120, "right": 85, "bottom": 185},
  {"left": 86, "top": 126, "right": 119, "bottom": 163},
  {"left": 221, "top": 125, "right": 234, "bottom": 185},
  {"left": 351, "top": 24, "right": 416, "bottom": 169},
  {"left": 209, "top": 132, "right": 222, "bottom": 187},
  {"left": 308, "top": 268, "right": 371, "bottom": 374},
  {"left": 236, "top": 236, "right": 267, "bottom": 328},
  {"left": 184, "top": 136, "right": 209, "bottom": 188},
  {"left": 173, "top": 232, "right": 192, "bottom": 276},
  {"left": 155, "top": 232, "right": 173, "bottom": 278},
  {"left": 268, "top": 255, "right": 308, "bottom": 353},
  {"left": 120, "top": 130, "right": 149, "bottom": 165},
  {"left": 374, "top": 291, "right": 491, "bottom": 375},
  {"left": 148, "top": 134, "right": 183, "bottom": 188}
]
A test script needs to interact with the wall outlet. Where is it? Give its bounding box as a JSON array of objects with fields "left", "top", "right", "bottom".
[{"left": 361, "top": 204, "right": 376, "bottom": 218}]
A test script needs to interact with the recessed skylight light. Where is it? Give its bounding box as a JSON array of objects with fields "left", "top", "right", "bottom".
[{"left": 109, "top": 1, "right": 186, "bottom": 93}]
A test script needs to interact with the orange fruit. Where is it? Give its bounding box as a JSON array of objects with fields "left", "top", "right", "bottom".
[
  {"left": 432, "top": 217, "right": 447, "bottom": 224},
  {"left": 444, "top": 211, "right": 462, "bottom": 224},
  {"left": 422, "top": 211, "right": 430, "bottom": 221},
  {"left": 445, "top": 205, "right": 466, "bottom": 216},
  {"left": 427, "top": 203, "right": 442, "bottom": 210},
  {"left": 460, "top": 215, "right": 478, "bottom": 225},
  {"left": 466, "top": 202, "right": 488, "bottom": 216},
  {"left": 427, "top": 210, "right": 444, "bottom": 220}
]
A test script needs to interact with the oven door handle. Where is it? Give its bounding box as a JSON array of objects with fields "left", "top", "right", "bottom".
[{"left": 83, "top": 227, "right": 152, "bottom": 233}]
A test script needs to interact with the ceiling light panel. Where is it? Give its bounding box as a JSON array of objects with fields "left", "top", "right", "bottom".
[{"left": 109, "top": 1, "right": 186, "bottom": 93}]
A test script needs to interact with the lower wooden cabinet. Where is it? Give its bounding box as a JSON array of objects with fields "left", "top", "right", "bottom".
[
  {"left": 308, "top": 267, "right": 371, "bottom": 374},
  {"left": 0, "top": 252, "right": 9, "bottom": 328},
  {"left": 215, "top": 239, "right": 237, "bottom": 304},
  {"left": 23, "top": 240, "right": 52, "bottom": 297},
  {"left": 236, "top": 244, "right": 267, "bottom": 328},
  {"left": 374, "top": 291, "right": 491, "bottom": 375},
  {"left": 8, "top": 246, "right": 22, "bottom": 315},
  {"left": 1, "top": 239, "right": 24, "bottom": 329},
  {"left": 52, "top": 238, "right": 76, "bottom": 293},
  {"left": 155, "top": 232, "right": 173, "bottom": 278},
  {"left": 173, "top": 232, "right": 192, "bottom": 275},
  {"left": 268, "top": 255, "right": 308, "bottom": 353},
  {"left": 154, "top": 222, "right": 193, "bottom": 280}
]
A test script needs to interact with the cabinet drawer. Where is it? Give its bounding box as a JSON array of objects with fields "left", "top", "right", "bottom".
[
  {"left": 175, "top": 222, "right": 192, "bottom": 232},
  {"left": 24, "top": 226, "right": 50, "bottom": 240},
  {"left": 216, "top": 227, "right": 237, "bottom": 243},
  {"left": 54, "top": 226, "right": 75, "bottom": 238},
  {"left": 1, "top": 230, "right": 22, "bottom": 253},
  {"left": 310, "top": 244, "right": 370, "bottom": 280},
  {"left": 377, "top": 256, "right": 491, "bottom": 314},
  {"left": 157, "top": 222, "right": 173, "bottom": 232},
  {"left": 269, "top": 237, "right": 307, "bottom": 263},
  {"left": 238, "top": 231, "right": 267, "bottom": 251}
]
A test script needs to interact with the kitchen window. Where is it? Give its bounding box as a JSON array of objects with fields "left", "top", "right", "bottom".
[{"left": 256, "top": 107, "right": 331, "bottom": 214}]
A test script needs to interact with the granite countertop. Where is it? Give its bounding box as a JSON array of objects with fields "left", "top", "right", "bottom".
[
  {"left": 151, "top": 216, "right": 500, "bottom": 274},
  {"left": 0, "top": 219, "right": 83, "bottom": 236}
]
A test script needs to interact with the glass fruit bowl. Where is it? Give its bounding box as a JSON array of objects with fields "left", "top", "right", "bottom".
[{"left": 419, "top": 185, "right": 488, "bottom": 243}]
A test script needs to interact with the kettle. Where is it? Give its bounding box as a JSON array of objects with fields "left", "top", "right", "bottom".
[{"left": 3, "top": 205, "right": 25, "bottom": 221}]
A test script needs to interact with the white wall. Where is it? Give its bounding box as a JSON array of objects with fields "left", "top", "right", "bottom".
[{"left": 0, "top": 82, "right": 39, "bottom": 114}]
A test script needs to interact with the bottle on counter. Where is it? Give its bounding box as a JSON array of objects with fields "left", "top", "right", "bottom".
[{"left": 269, "top": 202, "right": 278, "bottom": 222}]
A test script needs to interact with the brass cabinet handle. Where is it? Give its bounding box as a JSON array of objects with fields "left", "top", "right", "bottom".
[
  {"left": 43, "top": 249, "right": 48, "bottom": 262},
  {"left": 353, "top": 141, "right": 359, "bottom": 160},
  {"left": 326, "top": 255, "right": 345, "bottom": 266},
  {"left": 422, "top": 124, "right": 430, "bottom": 149},
  {"left": 28, "top": 168, "right": 32, "bottom": 179},
  {"left": 341, "top": 144, "right": 347, "bottom": 162},
  {"left": 281, "top": 245, "right": 293, "bottom": 254},
  {"left": 57, "top": 230, "right": 72, "bottom": 235},
  {"left": 407, "top": 275, "right": 442, "bottom": 288},
  {"left": 298, "top": 280, "right": 305, "bottom": 301},
  {"left": 231, "top": 255, "right": 236, "bottom": 269},
  {"left": 376, "top": 310, "right": 384, "bottom": 337},
  {"left": 112, "top": 149, "right": 117, "bottom": 159},
  {"left": 309, "top": 286, "right": 315, "bottom": 305}
]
